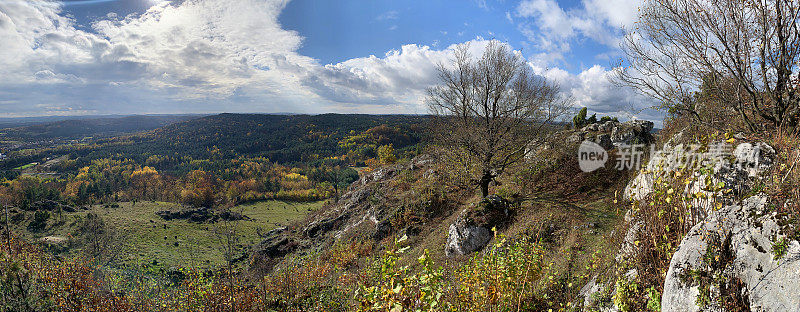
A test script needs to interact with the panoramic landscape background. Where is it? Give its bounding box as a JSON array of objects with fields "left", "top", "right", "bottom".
[{"left": 3, "top": 0, "right": 800, "bottom": 312}]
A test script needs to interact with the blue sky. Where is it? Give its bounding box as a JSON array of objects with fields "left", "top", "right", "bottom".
[{"left": 0, "top": 0, "right": 661, "bottom": 123}]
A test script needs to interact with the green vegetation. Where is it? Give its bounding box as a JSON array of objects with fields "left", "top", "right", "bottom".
[
  {"left": 772, "top": 237, "right": 789, "bottom": 260},
  {"left": 11, "top": 200, "right": 321, "bottom": 268},
  {"left": 13, "top": 163, "right": 36, "bottom": 170},
  {"left": 573, "top": 107, "right": 589, "bottom": 129},
  {"left": 572, "top": 107, "right": 617, "bottom": 129}
]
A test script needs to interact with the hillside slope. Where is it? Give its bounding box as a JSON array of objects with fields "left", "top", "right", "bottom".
[{"left": 0, "top": 115, "right": 201, "bottom": 140}]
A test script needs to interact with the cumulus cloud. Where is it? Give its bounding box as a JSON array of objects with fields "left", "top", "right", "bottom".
[
  {"left": 0, "top": 0, "right": 660, "bottom": 125},
  {"left": 515, "top": 0, "right": 643, "bottom": 66},
  {"left": 530, "top": 64, "right": 661, "bottom": 126}
]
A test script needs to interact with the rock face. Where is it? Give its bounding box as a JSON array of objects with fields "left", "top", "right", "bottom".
[
  {"left": 583, "top": 120, "right": 654, "bottom": 150},
  {"left": 585, "top": 139, "right": 785, "bottom": 312},
  {"left": 445, "top": 195, "right": 511, "bottom": 257},
  {"left": 662, "top": 195, "right": 800, "bottom": 312},
  {"left": 528, "top": 120, "right": 655, "bottom": 161},
  {"left": 624, "top": 142, "right": 775, "bottom": 204},
  {"left": 300, "top": 154, "right": 441, "bottom": 242},
  {"left": 253, "top": 227, "right": 295, "bottom": 258},
  {"left": 610, "top": 120, "right": 654, "bottom": 147}
]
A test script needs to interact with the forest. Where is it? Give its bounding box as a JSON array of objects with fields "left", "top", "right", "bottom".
[{"left": 3, "top": 0, "right": 800, "bottom": 311}]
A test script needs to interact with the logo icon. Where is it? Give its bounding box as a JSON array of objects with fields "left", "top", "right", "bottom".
[{"left": 578, "top": 140, "right": 608, "bottom": 172}]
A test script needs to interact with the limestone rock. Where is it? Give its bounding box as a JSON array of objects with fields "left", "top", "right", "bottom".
[
  {"left": 445, "top": 195, "right": 511, "bottom": 257},
  {"left": 662, "top": 195, "right": 800, "bottom": 312},
  {"left": 624, "top": 142, "right": 775, "bottom": 203},
  {"left": 611, "top": 120, "right": 654, "bottom": 147},
  {"left": 593, "top": 133, "right": 613, "bottom": 150},
  {"left": 445, "top": 216, "right": 493, "bottom": 257},
  {"left": 254, "top": 227, "right": 295, "bottom": 258}
]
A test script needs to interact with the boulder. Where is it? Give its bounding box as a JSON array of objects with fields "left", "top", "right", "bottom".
[
  {"left": 610, "top": 120, "right": 654, "bottom": 147},
  {"left": 624, "top": 142, "right": 775, "bottom": 203},
  {"left": 445, "top": 195, "right": 512, "bottom": 257},
  {"left": 445, "top": 218, "right": 492, "bottom": 257},
  {"left": 733, "top": 142, "right": 775, "bottom": 178},
  {"left": 662, "top": 195, "right": 800, "bottom": 312},
  {"left": 253, "top": 227, "right": 295, "bottom": 258},
  {"left": 592, "top": 133, "right": 613, "bottom": 150},
  {"left": 567, "top": 132, "right": 587, "bottom": 145}
]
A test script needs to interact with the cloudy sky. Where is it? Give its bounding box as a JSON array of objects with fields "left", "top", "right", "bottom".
[{"left": 0, "top": 0, "right": 662, "bottom": 123}]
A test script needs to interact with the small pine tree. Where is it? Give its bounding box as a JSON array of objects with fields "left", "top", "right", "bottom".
[
  {"left": 587, "top": 113, "right": 597, "bottom": 125},
  {"left": 573, "top": 107, "right": 588, "bottom": 129}
]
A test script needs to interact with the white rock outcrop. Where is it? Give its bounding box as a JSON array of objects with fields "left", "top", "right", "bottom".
[
  {"left": 624, "top": 142, "right": 775, "bottom": 205},
  {"left": 662, "top": 195, "right": 800, "bottom": 312},
  {"left": 445, "top": 195, "right": 511, "bottom": 257},
  {"left": 445, "top": 213, "right": 493, "bottom": 257}
]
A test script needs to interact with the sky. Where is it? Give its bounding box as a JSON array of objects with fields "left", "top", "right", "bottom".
[{"left": 0, "top": 0, "right": 662, "bottom": 124}]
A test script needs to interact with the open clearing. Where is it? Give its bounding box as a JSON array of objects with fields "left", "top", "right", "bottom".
[{"left": 20, "top": 200, "right": 323, "bottom": 269}]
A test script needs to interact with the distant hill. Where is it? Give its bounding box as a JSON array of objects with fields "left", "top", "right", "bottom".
[
  {"left": 71, "top": 113, "right": 429, "bottom": 165},
  {"left": 0, "top": 115, "right": 203, "bottom": 140}
]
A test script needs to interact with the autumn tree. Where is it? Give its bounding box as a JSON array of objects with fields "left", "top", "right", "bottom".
[
  {"left": 77, "top": 213, "right": 120, "bottom": 265},
  {"left": 309, "top": 165, "right": 359, "bottom": 200},
  {"left": 616, "top": 0, "right": 800, "bottom": 133},
  {"left": 180, "top": 170, "right": 217, "bottom": 207},
  {"left": 427, "top": 41, "right": 570, "bottom": 198},
  {"left": 377, "top": 144, "right": 397, "bottom": 164},
  {"left": 130, "top": 166, "right": 161, "bottom": 201}
]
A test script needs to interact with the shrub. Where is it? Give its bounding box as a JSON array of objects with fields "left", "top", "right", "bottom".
[
  {"left": 573, "top": 107, "right": 589, "bottom": 129},
  {"left": 377, "top": 144, "right": 397, "bottom": 165},
  {"left": 453, "top": 234, "right": 546, "bottom": 311},
  {"left": 356, "top": 235, "right": 445, "bottom": 312},
  {"left": 27, "top": 211, "right": 50, "bottom": 232}
]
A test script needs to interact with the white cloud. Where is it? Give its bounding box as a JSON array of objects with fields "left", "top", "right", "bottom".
[
  {"left": 530, "top": 63, "right": 661, "bottom": 126},
  {"left": 515, "top": 0, "right": 642, "bottom": 66},
  {"left": 376, "top": 10, "right": 398, "bottom": 21},
  {"left": 584, "top": 0, "right": 641, "bottom": 29},
  {"left": 0, "top": 0, "right": 659, "bottom": 125}
]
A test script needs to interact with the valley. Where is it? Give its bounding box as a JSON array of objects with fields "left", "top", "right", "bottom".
[{"left": 3, "top": 1, "right": 800, "bottom": 310}]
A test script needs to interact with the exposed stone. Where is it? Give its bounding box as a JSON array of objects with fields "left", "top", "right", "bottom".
[
  {"left": 40, "top": 236, "right": 68, "bottom": 245},
  {"left": 304, "top": 213, "right": 347, "bottom": 238},
  {"left": 733, "top": 142, "right": 775, "bottom": 178},
  {"left": 624, "top": 142, "right": 775, "bottom": 203},
  {"left": 610, "top": 120, "right": 654, "bottom": 147},
  {"left": 568, "top": 132, "right": 587, "bottom": 145},
  {"left": 253, "top": 227, "right": 295, "bottom": 258},
  {"left": 662, "top": 195, "right": 800, "bottom": 312},
  {"left": 445, "top": 195, "right": 512, "bottom": 257},
  {"left": 445, "top": 217, "right": 492, "bottom": 257},
  {"left": 579, "top": 275, "right": 605, "bottom": 309},
  {"left": 593, "top": 134, "right": 613, "bottom": 150}
]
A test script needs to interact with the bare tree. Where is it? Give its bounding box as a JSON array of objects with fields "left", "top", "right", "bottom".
[
  {"left": 212, "top": 206, "right": 244, "bottom": 312},
  {"left": 77, "top": 213, "right": 121, "bottom": 265},
  {"left": 427, "top": 41, "right": 570, "bottom": 198},
  {"left": 615, "top": 0, "right": 800, "bottom": 132}
]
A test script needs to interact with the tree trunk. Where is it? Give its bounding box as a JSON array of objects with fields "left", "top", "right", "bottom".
[{"left": 479, "top": 174, "right": 491, "bottom": 198}]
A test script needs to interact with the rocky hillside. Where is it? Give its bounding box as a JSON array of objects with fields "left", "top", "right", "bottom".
[
  {"left": 246, "top": 121, "right": 800, "bottom": 311},
  {"left": 580, "top": 132, "right": 800, "bottom": 311}
]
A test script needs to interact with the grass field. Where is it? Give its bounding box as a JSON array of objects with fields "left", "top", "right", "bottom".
[
  {"left": 13, "top": 162, "right": 37, "bottom": 170},
  {"left": 17, "top": 200, "right": 324, "bottom": 269}
]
